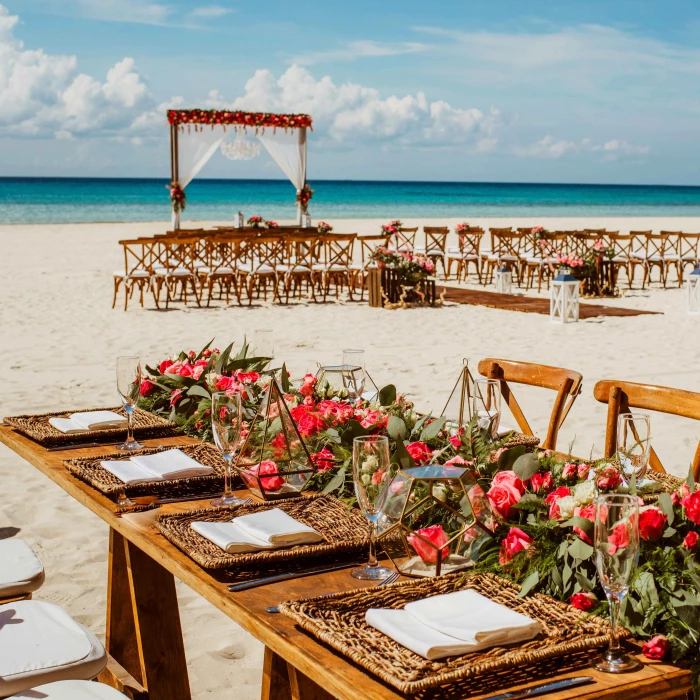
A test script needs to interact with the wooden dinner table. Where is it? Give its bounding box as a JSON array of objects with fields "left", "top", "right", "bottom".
[{"left": 0, "top": 425, "right": 694, "bottom": 700}]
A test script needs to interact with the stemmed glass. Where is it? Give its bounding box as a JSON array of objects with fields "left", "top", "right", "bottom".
[
  {"left": 211, "top": 391, "right": 247, "bottom": 507},
  {"left": 617, "top": 412, "right": 651, "bottom": 479},
  {"left": 352, "top": 435, "right": 394, "bottom": 580},
  {"left": 342, "top": 349, "right": 366, "bottom": 400},
  {"left": 594, "top": 494, "right": 642, "bottom": 673},
  {"left": 472, "top": 378, "right": 502, "bottom": 438},
  {"left": 116, "top": 356, "right": 144, "bottom": 452},
  {"left": 254, "top": 329, "right": 274, "bottom": 359}
]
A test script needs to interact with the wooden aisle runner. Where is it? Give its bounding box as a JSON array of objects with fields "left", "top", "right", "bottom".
[{"left": 440, "top": 287, "right": 661, "bottom": 318}]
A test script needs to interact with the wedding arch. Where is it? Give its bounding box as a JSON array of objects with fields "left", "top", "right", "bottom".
[{"left": 167, "top": 109, "right": 313, "bottom": 228}]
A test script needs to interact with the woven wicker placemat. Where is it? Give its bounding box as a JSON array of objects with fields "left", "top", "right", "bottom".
[
  {"left": 642, "top": 471, "right": 684, "bottom": 503},
  {"left": 156, "top": 494, "right": 370, "bottom": 570},
  {"left": 279, "top": 572, "right": 616, "bottom": 695},
  {"left": 4, "top": 406, "right": 177, "bottom": 447},
  {"left": 64, "top": 443, "right": 235, "bottom": 499},
  {"left": 503, "top": 433, "right": 540, "bottom": 450}
]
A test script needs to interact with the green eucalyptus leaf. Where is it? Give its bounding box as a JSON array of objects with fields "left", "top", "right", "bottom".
[
  {"left": 392, "top": 440, "right": 416, "bottom": 470},
  {"left": 322, "top": 467, "right": 347, "bottom": 494},
  {"left": 388, "top": 415, "right": 407, "bottom": 441},
  {"left": 378, "top": 384, "right": 397, "bottom": 407},
  {"left": 560, "top": 516, "right": 594, "bottom": 539},
  {"left": 187, "top": 385, "right": 211, "bottom": 400},
  {"left": 658, "top": 492, "right": 675, "bottom": 526},
  {"left": 420, "top": 416, "right": 447, "bottom": 442},
  {"left": 575, "top": 572, "right": 595, "bottom": 592},
  {"left": 340, "top": 420, "right": 370, "bottom": 446},
  {"left": 512, "top": 452, "right": 540, "bottom": 482},
  {"left": 568, "top": 538, "right": 594, "bottom": 561},
  {"left": 498, "top": 445, "right": 526, "bottom": 471},
  {"left": 662, "top": 526, "right": 677, "bottom": 538},
  {"left": 687, "top": 463, "right": 696, "bottom": 492},
  {"left": 518, "top": 571, "right": 539, "bottom": 598},
  {"left": 629, "top": 473, "right": 637, "bottom": 497}
]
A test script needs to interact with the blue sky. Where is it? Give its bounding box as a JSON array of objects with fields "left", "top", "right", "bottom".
[{"left": 1, "top": 0, "right": 700, "bottom": 184}]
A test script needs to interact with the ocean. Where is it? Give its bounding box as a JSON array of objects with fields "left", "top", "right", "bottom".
[{"left": 3, "top": 178, "right": 700, "bottom": 224}]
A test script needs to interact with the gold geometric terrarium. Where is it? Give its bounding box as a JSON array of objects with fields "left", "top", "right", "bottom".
[
  {"left": 376, "top": 464, "right": 495, "bottom": 578},
  {"left": 315, "top": 362, "right": 379, "bottom": 401},
  {"left": 440, "top": 359, "right": 474, "bottom": 427},
  {"left": 235, "top": 373, "right": 316, "bottom": 500}
]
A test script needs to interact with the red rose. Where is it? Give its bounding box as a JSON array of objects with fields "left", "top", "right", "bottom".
[
  {"left": 159, "top": 358, "right": 174, "bottom": 374},
  {"left": 545, "top": 486, "right": 571, "bottom": 504},
  {"left": 406, "top": 442, "right": 433, "bottom": 465},
  {"left": 245, "top": 460, "right": 285, "bottom": 491},
  {"left": 681, "top": 491, "right": 700, "bottom": 525},
  {"left": 449, "top": 434, "right": 461, "bottom": 449},
  {"left": 499, "top": 526, "right": 533, "bottom": 565},
  {"left": 572, "top": 504, "right": 596, "bottom": 544},
  {"left": 642, "top": 635, "right": 670, "bottom": 660},
  {"left": 672, "top": 484, "right": 691, "bottom": 506},
  {"left": 683, "top": 531, "right": 699, "bottom": 549},
  {"left": 289, "top": 405, "right": 325, "bottom": 438},
  {"left": 529, "top": 472, "right": 553, "bottom": 493},
  {"left": 570, "top": 592, "right": 597, "bottom": 611},
  {"left": 486, "top": 471, "right": 525, "bottom": 519},
  {"left": 170, "top": 389, "right": 183, "bottom": 407},
  {"left": 639, "top": 507, "right": 667, "bottom": 541},
  {"left": 139, "top": 379, "right": 155, "bottom": 397},
  {"left": 311, "top": 447, "right": 335, "bottom": 471},
  {"left": 407, "top": 524, "right": 449, "bottom": 564},
  {"left": 298, "top": 373, "right": 317, "bottom": 397},
  {"left": 607, "top": 522, "right": 630, "bottom": 555},
  {"left": 596, "top": 466, "right": 623, "bottom": 492},
  {"left": 177, "top": 363, "right": 193, "bottom": 377},
  {"left": 270, "top": 432, "right": 287, "bottom": 456},
  {"left": 236, "top": 371, "right": 260, "bottom": 384}
]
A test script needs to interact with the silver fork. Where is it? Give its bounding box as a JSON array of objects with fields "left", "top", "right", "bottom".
[{"left": 266, "top": 569, "right": 399, "bottom": 614}]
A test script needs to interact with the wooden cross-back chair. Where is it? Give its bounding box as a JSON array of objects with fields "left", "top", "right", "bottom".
[
  {"left": 422, "top": 226, "right": 450, "bottom": 277},
  {"left": 314, "top": 233, "right": 357, "bottom": 301},
  {"left": 658, "top": 231, "right": 683, "bottom": 286},
  {"left": 477, "top": 358, "right": 583, "bottom": 450},
  {"left": 593, "top": 379, "right": 700, "bottom": 480},
  {"left": 680, "top": 232, "right": 700, "bottom": 273},
  {"left": 237, "top": 235, "right": 285, "bottom": 305},
  {"left": 393, "top": 227, "right": 418, "bottom": 252},
  {"left": 446, "top": 226, "right": 483, "bottom": 282},
  {"left": 484, "top": 230, "right": 522, "bottom": 285},
  {"left": 279, "top": 233, "right": 319, "bottom": 303},
  {"left": 113, "top": 239, "right": 156, "bottom": 310},
  {"left": 354, "top": 233, "right": 392, "bottom": 300},
  {"left": 204, "top": 235, "right": 245, "bottom": 306}
]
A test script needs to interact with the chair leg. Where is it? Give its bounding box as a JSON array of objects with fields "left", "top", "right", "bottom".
[{"left": 112, "top": 278, "right": 122, "bottom": 309}]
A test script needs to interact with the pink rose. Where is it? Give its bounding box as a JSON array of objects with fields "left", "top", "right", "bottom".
[
  {"left": 445, "top": 455, "right": 473, "bottom": 467},
  {"left": 672, "top": 483, "right": 691, "bottom": 506},
  {"left": 298, "top": 373, "right": 317, "bottom": 396},
  {"left": 642, "top": 635, "right": 670, "bottom": 660},
  {"left": 245, "top": 460, "right": 285, "bottom": 491},
  {"left": 570, "top": 592, "right": 597, "bottom": 611},
  {"left": 572, "top": 504, "right": 596, "bottom": 544},
  {"left": 139, "top": 379, "right": 155, "bottom": 397},
  {"left": 177, "top": 363, "right": 193, "bottom": 377},
  {"left": 449, "top": 434, "right": 462, "bottom": 449},
  {"left": 683, "top": 531, "right": 699, "bottom": 550},
  {"left": 596, "top": 466, "right": 622, "bottom": 492},
  {"left": 544, "top": 486, "right": 571, "bottom": 520},
  {"left": 498, "top": 527, "right": 533, "bottom": 565},
  {"left": 639, "top": 507, "right": 667, "bottom": 541},
  {"left": 192, "top": 365, "right": 205, "bottom": 380},
  {"left": 529, "top": 472, "right": 553, "bottom": 493},
  {"left": 577, "top": 463, "right": 591, "bottom": 479},
  {"left": 489, "top": 447, "right": 507, "bottom": 463},
  {"left": 357, "top": 409, "right": 387, "bottom": 430},
  {"left": 406, "top": 442, "right": 433, "bottom": 465},
  {"left": 607, "top": 522, "right": 630, "bottom": 555},
  {"left": 237, "top": 371, "right": 260, "bottom": 384},
  {"left": 487, "top": 471, "right": 525, "bottom": 519},
  {"left": 310, "top": 447, "right": 335, "bottom": 471},
  {"left": 407, "top": 524, "right": 449, "bottom": 564},
  {"left": 562, "top": 462, "right": 577, "bottom": 480},
  {"left": 681, "top": 491, "right": 700, "bottom": 525},
  {"left": 371, "top": 468, "right": 386, "bottom": 486},
  {"left": 159, "top": 358, "right": 174, "bottom": 374},
  {"left": 170, "top": 389, "right": 183, "bottom": 407}
]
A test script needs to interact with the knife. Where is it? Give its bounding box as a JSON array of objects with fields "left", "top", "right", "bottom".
[
  {"left": 227, "top": 559, "right": 365, "bottom": 592},
  {"left": 480, "top": 676, "right": 594, "bottom": 700}
]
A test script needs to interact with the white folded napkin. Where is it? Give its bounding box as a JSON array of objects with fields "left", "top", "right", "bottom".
[
  {"left": 100, "top": 449, "right": 213, "bottom": 485},
  {"left": 49, "top": 410, "right": 127, "bottom": 434},
  {"left": 366, "top": 589, "right": 542, "bottom": 660},
  {"left": 192, "top": 507, "right": 322, "bottom": 554}
]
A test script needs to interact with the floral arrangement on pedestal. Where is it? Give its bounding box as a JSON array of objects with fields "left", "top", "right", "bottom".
[
  {"left": 370, "top": 247, "right": 435, "bottom": 284},
  {"left": 137, "top": 341, "right": 700, "bottom": 685},
  {"left": 246, "top": 216, "right": 279, "bottom": 230},
  {"left": 168, "top": 182, "right": 186, "bottom": 213},
  {"left": 381, "top": 220, "right": 403, "bottom": 236},
  {"left": 316, "top": 222, "right": 333, "bottom": 234}
]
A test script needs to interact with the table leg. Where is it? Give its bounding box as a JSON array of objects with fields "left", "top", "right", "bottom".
[
  {"left": 261, "top": 647, "right": 333, "bottom": 700},
  {"left": 105, "top": 527, "right": 192, "bottom": 700}
]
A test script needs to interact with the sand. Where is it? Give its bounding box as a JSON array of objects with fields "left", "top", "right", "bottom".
[{"left": 1, "top": 217, "right": 699, "bottom": 698}]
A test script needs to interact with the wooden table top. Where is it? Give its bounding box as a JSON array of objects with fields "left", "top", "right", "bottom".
[{"left": 0, "top": 424, "right": 692, "bottom": 700}]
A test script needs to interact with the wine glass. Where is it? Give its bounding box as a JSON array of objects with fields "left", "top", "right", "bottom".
[
  {"left": 254, "top": 329, "right": 274, "bottom": 359},
  {"left": 472, "top": 378, "right": 501, "bottom": 438},
  {"left": 211, "top": 392, "right": 247, "bottom": 507},
  {"left": 617, "top": 412, "right": 651, "bottom": 479},
  {"left": 352, "top": 435, "right": 394, "bottom": 580},
  {"left": 594, "top": 494, "right": 642, "bottom": 673},
  {"left": 342, "top": 349, "right": 366, "bottom": 400},
  {"left": 116, "top": 356, "right": 144, "bottom": 452}
]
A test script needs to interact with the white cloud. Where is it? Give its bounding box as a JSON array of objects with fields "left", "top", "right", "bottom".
[
  {"left": 0, "top": 6, "right": 156, "bottom": 137},
  {"left": 292, "top": 40, "right": 429, "bottom": 66},
  {"left": 514, "top": 135, "right": 649, "bottom": 160},
  {"left": 189, "top": 5, "right": 232, "bottom": 18}
]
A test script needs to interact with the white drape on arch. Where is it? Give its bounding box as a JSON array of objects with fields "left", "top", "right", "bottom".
[{"left": 171, "top": 125, "right": 307, "bottom": 228}]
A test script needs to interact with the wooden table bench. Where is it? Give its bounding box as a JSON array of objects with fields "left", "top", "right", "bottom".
[{"left": 0, "top": 426, "right": 693, "bottom": 700}]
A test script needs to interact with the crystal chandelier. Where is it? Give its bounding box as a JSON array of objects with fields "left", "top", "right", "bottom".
[{"left": 220, "top": 132, "right": 260, "bottom": 161}]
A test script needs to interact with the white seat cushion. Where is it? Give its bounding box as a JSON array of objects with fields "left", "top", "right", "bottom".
[
  {"left": 167, "top": 267, "right": 192, "bottom": 277},
  {"left": 447, "top": 246, "right": 461, "bottom": 254},
  {"left": 312, "top": 264, "right": 347, "bottom": 272},
  {"left": 629, "top": 251, "right": 645, "bottom": 259},
  {"left": 152, "top": 267, "right": 167, "bottom": 275},
  {"left": 0, "top": 601, "right": 107, "bottom": 697},
  {"left": 647, "top": 254, "right": 662, "bottom": 262},
  {"left": 663, "top": 253, "right": 680, "bottom": 260},
  {"left": 236, "top": 263, "right": 274, "bottom": 273},
  {"left": 682, "top": 253, "right": 698, "bottom": 260},
  {"left": 0, "top": 540, "right": 44, "bottom": 600},
  {"left": 209, "top": 266, "right": 234, "bottom": 275},
  {"left": 9, "top": 680, "right": 127, "bottom": 699}
]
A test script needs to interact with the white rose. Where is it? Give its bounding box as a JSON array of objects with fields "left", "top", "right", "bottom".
[
  {"left": 556, "top": 496, "right": 577, "bottom": 520},
  {"left": 361, "top": 473, "right": 371, "bottom": 486},
  {"left": 433, "top": 484, "right": 448, "bottom": 503},
  {"left": 573, "top": 480, "right": 598, "bottom": 506}
]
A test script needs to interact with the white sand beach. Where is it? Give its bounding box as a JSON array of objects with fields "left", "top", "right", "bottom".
[{"left": 2, "top": 217, "right": 700, "bottom": 698}]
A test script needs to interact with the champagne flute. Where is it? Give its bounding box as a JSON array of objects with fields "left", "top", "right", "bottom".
[
  {"left": 115, "top": 356, "right": 144, "bottom": 452},
  {"left": 617, "top": 412, "right": 651, "bottom": 479},
  {"left": 472, "top": 378, "right": 501, "bottom": 438},
  {"left": 254, "top": 329, "right": 274, "bottom": 359},
  {"left": 352, "top": 435, "right": 394, "bottom": 580},
  {"left": 211, "top": 391, "right": 247, "bottom": 507},
  {"left": 342, "top": 349, "right": 366, "bottom": 400},
  {"left": 594, "top": 494, "right": 642, "bottom": 673}
]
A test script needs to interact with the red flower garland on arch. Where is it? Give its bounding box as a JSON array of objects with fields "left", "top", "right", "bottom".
[
  {"left": 296, "top": 184, "right": 314, "bottom": 209},
  {"left": 167, "top": 109, "right": 312, "bottom": 130},
  {"left": 168, "top": 182, "right": 186, "bottom": 212}
]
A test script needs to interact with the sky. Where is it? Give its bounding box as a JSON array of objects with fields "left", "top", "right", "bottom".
[{"left": 1, "top": 0, "right": 700, "bottom": 184}]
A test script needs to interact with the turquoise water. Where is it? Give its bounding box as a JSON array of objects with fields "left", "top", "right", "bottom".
[{"left": 3, "top": 178, "right": 700, "bottom": 224}]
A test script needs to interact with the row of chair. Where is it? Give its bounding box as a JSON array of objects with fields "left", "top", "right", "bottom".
[
  {"left": 0, "top": 538, "right": 128, "bottom": 698},
  {"left": 478, "top": 357, "right": 700, "bottom": 479}
]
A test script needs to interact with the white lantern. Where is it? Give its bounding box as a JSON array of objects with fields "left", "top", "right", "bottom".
[
  {"left": 689, "top": 267, "right": 700, "bottom": 315},
  {"left": 494, "top": 264, "right": 512, "bottom": 294},
  {"left": 237, "top": 211, "right": 244, "bottom": 228},
  {"left": 304, "top": 213, "right": 312, "bottom": 229},
  {"left": 550, "top": 269, "right": 580, "bottom": 323}
]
